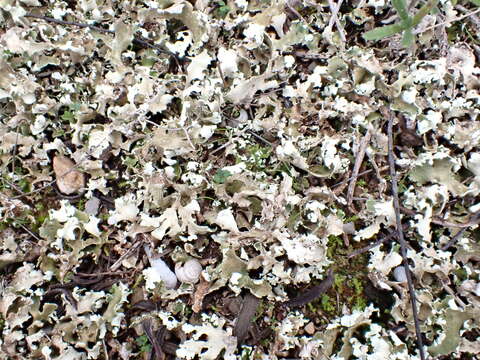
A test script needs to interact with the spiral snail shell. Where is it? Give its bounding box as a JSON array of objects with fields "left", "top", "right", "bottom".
[{"left": 175, "top": 259, "right": 202, "bottom": 284}]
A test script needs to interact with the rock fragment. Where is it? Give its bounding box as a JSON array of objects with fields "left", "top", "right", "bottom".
[{"left": 53, "top": 155, "right": 85, "bottom": 195}]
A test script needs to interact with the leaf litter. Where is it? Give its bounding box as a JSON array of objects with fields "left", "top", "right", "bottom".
[{"left": 1, "top": 0, "right": 480, "bottom": 359}]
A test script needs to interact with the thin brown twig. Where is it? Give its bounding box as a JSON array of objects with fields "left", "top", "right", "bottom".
[
  {"left": 346, "top": 205, "right": 480, "bottom": 257},
  {"left": 110, "top": 240, "right": 144, "bottom": 271},
  {"left": 10, "top": 124, "right": 115, "bottom": 200},
  {"left": 286, "top": 0, "right": 316, "bottom": 34},
  {"left": 333, "top": 166, "right": 389, "bottom": 188},
  {"left": 387, "top": 110, "right": 426, "bottom": 360},
  {"left": 75, "top": 270, "right": 130, "bottom": 277},
  {"left": 401, "top": 206, "right": 480, "bottom": 229},
  {"left": 347, "top": 130, "right": 371, "bottom": 206},
  {"left": 347, "top": 223, "right": 412, "bottom": 258},
  {"left": 25, "top": 13, "right": 115, "bottom": 33},
  {"left": 440, "top": 279, "right": 467, "bottom": 308},
  {"left": 366, "top": 151, "right": 387, "bottom": 193},
  {"left": 246, "top": 129, "right": 273, "bottom": 146},
  {"left": 210, "top": 127, "right": 249, "bottom": 156},
  {"left": 19, "top": 224, "right": 42, "bottom": 242},
  {"left": 441, "top": 211, "right": 480, "bottom": 251},
  {"left": 11, "top": 178, "right": 57, "bottom": 200},
  {"left": 12, "top": 125, "right": 20, "bottom": 175},
  {"left": 333, "top": 169, "right": 372, "bottom": 187},
  {"left": 11, "top": 159, "right": 85, "bottom": 200},
  {"left": 1, "top": 176, "right": 25, "bottom": 195},
  {"left": 417, "top": 7, "right": 480, "bottom": 33},
  {"left": 327, "top": 0, "right": 346, "bottom": 42},
  {"left": 456, "top": 4, "right": 480, "bottom": 29},
  {"left": 347, "top": 232, "right": 396, "bottom": 258}
]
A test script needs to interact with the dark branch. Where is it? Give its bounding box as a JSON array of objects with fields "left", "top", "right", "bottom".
[
  {"left": 348, "top": 231, "right": 396, "bottom": 259},
  {"left": 441, "top": 211, "right": 480, "bottom": 251},
  {"left": 386, "top": 109, "right": 426, "bottom": 360}
]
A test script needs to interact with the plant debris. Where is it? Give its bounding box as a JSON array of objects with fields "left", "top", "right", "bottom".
[
  {"left": 1, "top": 0, "right": 480, "bottom": 359},
  {"left": 285, "top": 269, "right": 335, "bottom": 308}
]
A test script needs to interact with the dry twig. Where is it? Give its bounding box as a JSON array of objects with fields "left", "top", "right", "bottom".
[
  {"left": 418, "top": 7, "right": 480, "bottom": 32},
  {"left": 441, "top": 211, "right": 480, "bottom": 251},
  {"left": 286, "top": 0, "right": 316, "bottom": 34},
  {"left": 348, "top": 231, "right": 396, "bottom": 258},
  {"left": 347, "top": 130, "right": 371, "bottom": 207},
  {"left": 456, "top": 4, "right": 480, "bottom": 29},
  {"left": 327, "top": 0, "right": 346, "bottom": 42},
  {"left": 109, "top": 240, "right": 144, "bottom": 271},
  {"left": 333, "top": 166, "right": 389, "bottom": 188},
  {"left": 401, "top": 206, "right": 480, "bottom": 229},
  {"left": 386, "top": 110, "right": 426, "bottom": 360}
]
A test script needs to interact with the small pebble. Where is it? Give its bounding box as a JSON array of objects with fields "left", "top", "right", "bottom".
[
  {"left": 85, "top": 197, "right": 100, "bottom": 215},
  {"left": 53, "top": 155, "right": 85, "bottom": 194},
  {"left": 305, "top": 322, "right": 315, "bottom": 335},
  {"left": 393, "top": 266, "right": 407, "bottom": 283},
  {"left": 343, "top": 222, "right": 356, "bottom": 235}
]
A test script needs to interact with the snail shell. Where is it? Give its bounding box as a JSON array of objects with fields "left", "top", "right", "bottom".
[
  {"left": 144, "top": 246, "right": 177, "bottom": 289},
  {"left": 151, "top": 258, "right": 178, "bottom": 289},
  {"left": 175, "top": 259, "right": 202, "bottom": 284}
]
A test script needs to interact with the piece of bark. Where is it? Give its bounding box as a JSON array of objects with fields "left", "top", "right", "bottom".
[
  {"left": 285, "top": 269, "right": 334, "bottom": 308},
  {"left": 192, "top": 276, "right": 210, "bottom": 313},
  {"left": 233, "top": 293, "right": 260, "bottom": 345},
  {"left": 53, "top": 155, "right": 85, "bottom": 195}
]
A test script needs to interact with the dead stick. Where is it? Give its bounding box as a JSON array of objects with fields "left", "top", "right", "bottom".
[
  {"left": 347, "top": 223, "right": 411, "bottom": 258},
  {"left": 387, "top": 111, "right": 426, "bottom": 360},
  {"left": 327, "top": 0, "right": 346, "bottom": 42},
  {"left": 348, "top": 231, "right": 395, "bottom": 258},
  {"left": 441, "top": 211, "right": 480, "bottom": 251},
  {"left": 401, "top": 206, "right": 480, "bottom": 229},
  {"left": 347, "top": 130, "right": 371, "bottom": 206}
]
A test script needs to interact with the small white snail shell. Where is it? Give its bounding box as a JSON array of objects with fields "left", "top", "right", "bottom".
[
  {"left": 151, "top": 258, "right": 178, "bottom": 289},
  {"left": 144, "top": 245, "right": 177, "bottom": 289},
  {"left": 175, "top": 259, "right": 202, "bottom": 284}
]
